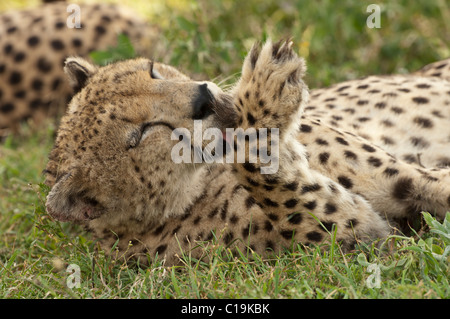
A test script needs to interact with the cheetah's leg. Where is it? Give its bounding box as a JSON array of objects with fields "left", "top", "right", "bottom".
[{"left": 227, "top": 40, "right": 390, "bottom": 247}]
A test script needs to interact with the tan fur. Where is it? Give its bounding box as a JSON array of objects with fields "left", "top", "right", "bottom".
[{"left": 45, "top": 40, "right": 450, "bottom": 266}]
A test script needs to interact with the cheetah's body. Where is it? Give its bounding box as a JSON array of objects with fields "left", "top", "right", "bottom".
[
  {"left": 44, "top": 41, "right": 450, "bottom": 266},
  {"left": 0, "top": 2, "right": 159, "bottom": 135}
]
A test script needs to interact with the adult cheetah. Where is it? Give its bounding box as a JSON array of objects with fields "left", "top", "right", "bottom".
[{"left": 44, "top": 40, "right": 450, "bottom": 266}]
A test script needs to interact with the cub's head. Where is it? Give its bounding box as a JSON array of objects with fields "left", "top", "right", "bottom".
[{"left": 44, "top": 57, "right": 235, "bottom": 229}]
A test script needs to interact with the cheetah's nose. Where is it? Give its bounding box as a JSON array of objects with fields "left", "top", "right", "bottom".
[{"left": 192, "top": 83, "right": 215, "bottom": 119}]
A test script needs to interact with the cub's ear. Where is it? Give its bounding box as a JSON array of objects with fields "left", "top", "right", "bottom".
[{"left": 64, "top": 57, "right": 98, "bottom": 94}]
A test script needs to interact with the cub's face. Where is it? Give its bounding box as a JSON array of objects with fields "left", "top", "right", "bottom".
[{"left": 45, "top": 57, "right": 235, "bottom": 227}]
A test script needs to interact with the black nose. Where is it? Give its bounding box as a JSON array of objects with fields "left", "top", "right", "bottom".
[{"left": 192, "top": 84, "right": 215, "bottom": 119}]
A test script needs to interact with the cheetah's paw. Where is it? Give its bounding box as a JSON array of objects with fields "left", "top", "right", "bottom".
[{"left": 234, "top": 39, "right": 308, "bottom": 130}]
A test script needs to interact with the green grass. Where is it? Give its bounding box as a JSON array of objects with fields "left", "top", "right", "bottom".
[{"left": 1, "top": 0, "right": 450, "bottom": 299}]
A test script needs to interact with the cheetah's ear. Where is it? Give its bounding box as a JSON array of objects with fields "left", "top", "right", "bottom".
[{"left": 64, "top": 57, "right": 98, "bottom": 94}]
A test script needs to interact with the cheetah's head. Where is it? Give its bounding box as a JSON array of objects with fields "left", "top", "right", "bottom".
[{"left": 44, "top": 57, "right": 235, "bottom": 229}]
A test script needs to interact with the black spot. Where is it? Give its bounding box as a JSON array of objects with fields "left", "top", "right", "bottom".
[
  {"left": 337, "top": 176, "right": 353, "bottom": 189},
  {"left": 303, "top": 200, "right": 317, "bottom": 210},
  {"left": 243, "top": 162, "right": 257, "bottom": 173},
  {"left": 413, "top": 116, "right": 433, "bottom": 129},
  {"left": 324, "top": 203, "right": 337, "bottom": 214},
  {"left": 383, "top": 167, "right": 399, "bottom": 177},
  {"left": 246, "top": 177, "right": 260, "bottom": 187},
  {"left": 336, "top": 137, "right": 349, "bottom": 146},
  {"left": 192, "top": 216, "right": 201, "bottom": 225},
  {"left": 266, "top": 240, "right": 275, "bottom": 251},
  {"left": 264, "top": 176, "right": 279, "bottom": 185},
  {"left": 50, "top": 39, "right": 65, "bottom": 50},
  {"left": 245, "top": 196, "right": 257, "bottom": 209},
  {"left": 68, "top": 37, "right": 82, "bottom": 48},
  {"left": 287, "top": 212, "right": 302, "bottom": 224},
  {"left": 14, "top": 52, "right": 26, "bottom": 63},
  {"left": 412, "top": 97, "right": 429, "bottom": 104},
  {"left": 403, "top": 154, "right": 417, "bottom": 164},
  {"left": 357, "top": 100, "right": 369, "bottom": 106},
  {"left": 9, "top": 71, "right": 22, "bottom": 85},
  {"left": 223, "top": 231, "right": 234, "bottom": 245},
  {"left": 356, "top": 84, "right": 369, "bottom": 89},
  {"left": 381, "top": 119, "right": 394, "bottom": 127},
  {"left": 247, "top": 112, "right": 256, "bottom": 126},
  {"left": 264, "top": 220, "right": 273, "bottom": 232},
  {"left": 152, "top": 224, "right": 166, "bottom": 236},
  {"left": 264, "top": 198, "right": 279, "bottom": 207},
  {"left": 390, "top": 107, "right": 404, "bottom": 114},
  {"left": 344, "top": 150, "right": 358, "bottom": 160},
  {"left": 242, "top": 224, "right": 251, "bottom": 239},
  {"left": 31, "top": 79, "right": 44, "bottom": 91},
  {"left": 367, "top": 156, "right": 383, "bottom": 167},
  {"left": 316, "top": 138, "right": 329, "bottom": 146},
  {"left": 0, "top": 103, "right": 15, "bottom": 114},
  {"left": 301, "top": 183, "right": 321, "bottom": 194},
  {"left": 251, "top": 222, "right": 260, "bottom": 235},
  {"left": 306, "top": 231, "right": 323, "bottom": 242},
  {"left": 6, "top": 26, "right": 17, "bottom": 34},
  {"left": 51, "top": 78, "right": 62, "bottom": 91},
  {"left": 37, "top": 57, "right": 53, "bottom": 73},
  {"left": 300, "top": 124, "right": 312, "bottom": 133},
  {"left": 155, "top": 244, "right": 167, "bottom": 255},
  {"left": 382, "top": 92, "right": 398, "bottom": 98},
  {"left": 362, "top": 144, "right": 376, "bottom": 153},
  {"left": 346, "top": 219, "right": 358, "bottom": 228},
  {"left": 27, "top": 36, "right": 40, "bottom": 47},
  {"left": 54, "top": 21, "right": 65, "bottom": 29},
  {"left": 29, "top": 99, "right": 42, "bottom": 110},
  {"left": 392, "top": 177, "right": 413, "bottom": 200},
  {"left": 95, "top": 25, "right": 107, "bottom": 35},
  {"left": 336, "top": 85, "right": 350, "bottom": 92},
  {"left": 284, "top": 199, "right": 298, "bottom": 208},
  {"left": 375, "top": 102, "right": 386, "bottom": 109},
  {"left": 381, "top": 136, "right": 395, "bottom": 145},
  {"left": 208, "top": 207, "right": 219, "bottom": 218},
  {"left": 280, "top": 230, "right": 295, "bottom": 240},
  {"left": 100, "top": 14, "right": 112, "bottom": 23},
  {"left": 283, "top": 181, "right": 298, "bottom": 191},
  {"left": 172, "top": 225, "right": 182, "bottom": 236},
  {"left": 220, "top": 200, "right": 229, "bottom": 220},
  {"left": 320, "top": 221, "right": 335, "bottom": 232},
  {"left": 343, "top": 108, "right": 355, "bottom": 114},
  {"left": 431, "top": 110, "right": 444, "bottom": 118},
  {"left": 3, "top": 43, "right": 13, "bottom": 55},
  {"left": 267, "top": 213, "right": 279, "bottom": 221},
  {"left": 319, "top": 152, "right": 330, "bottom": 165},
  {"left": 410, "top": 137, "right": 430, "bottom": 149},
  {"left": 14, "top": 90, "right": 26, "bottom": 99}
]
